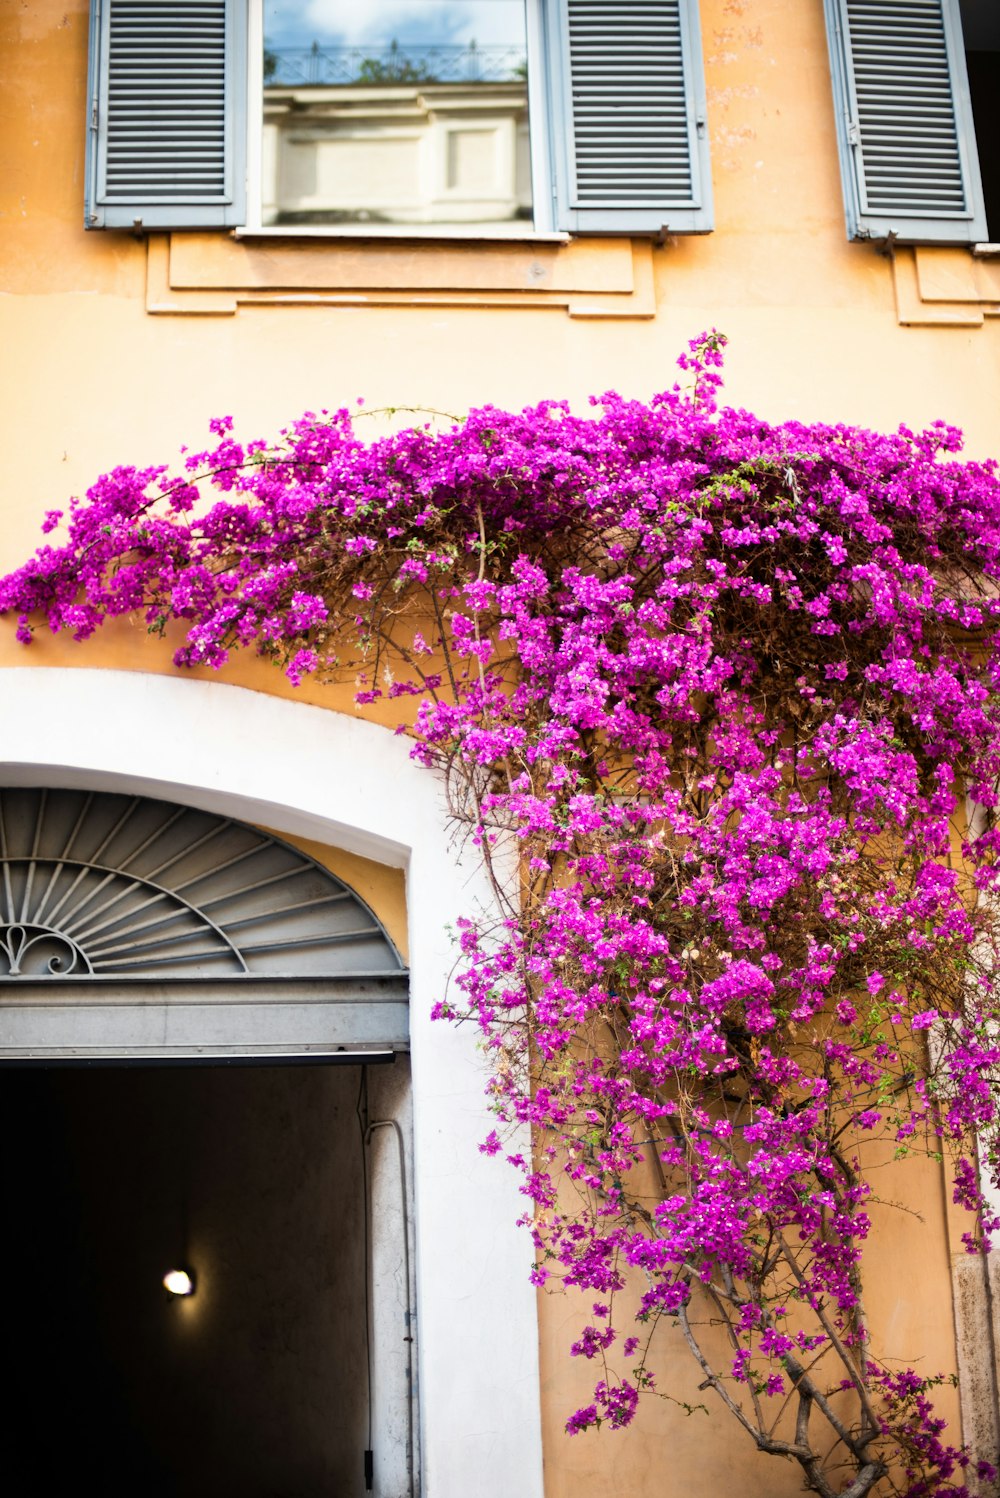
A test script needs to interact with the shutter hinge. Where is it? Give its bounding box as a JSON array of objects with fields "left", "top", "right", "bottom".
[
  {"left": 847, "top": 120, "right": 859, "bottom": 147},
  {"left": 696, "top": 115, "right": 706, "bottom": 138}
]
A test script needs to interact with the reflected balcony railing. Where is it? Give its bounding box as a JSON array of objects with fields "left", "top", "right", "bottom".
[{"left": 263, "top": 40, "right": 528, "bottom": 87}]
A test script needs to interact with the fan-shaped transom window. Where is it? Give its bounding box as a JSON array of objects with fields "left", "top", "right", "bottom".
[{"left": 0, "top": 788, "right": 407, "bottom": 1063}]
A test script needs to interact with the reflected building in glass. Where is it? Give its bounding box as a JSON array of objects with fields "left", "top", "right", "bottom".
[{"left": 262, "top": 2, "right": 532, "bottom": 231}]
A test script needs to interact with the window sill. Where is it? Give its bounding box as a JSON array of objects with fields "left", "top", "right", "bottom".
[
  {"left": 234, "top": 226, "right": 572, "bottom": 245},
  {"left": 892, "top": 245, "right": 1000, "bottom": 327},
  {"left": 144, "top": 231, "right": 656, "bottom": 320}
]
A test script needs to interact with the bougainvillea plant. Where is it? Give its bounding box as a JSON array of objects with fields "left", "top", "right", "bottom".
[{"left": 3, "top": 335, "right": 1000, "bottom": 1498}]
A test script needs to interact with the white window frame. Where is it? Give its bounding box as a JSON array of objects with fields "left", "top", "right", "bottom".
[{"left": 242, "top": 0, "right": 560, "bottom": 239}]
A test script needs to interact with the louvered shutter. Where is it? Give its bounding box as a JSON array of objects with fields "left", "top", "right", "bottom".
[
  {"left": 823, "top": 0, "right": 987, "bottom": 243},
  {"left": 85, "top": 0, "right": 247, "bottom": 229},
  {"left": 540, "top": 0, "right": 712, "bottom": 234}
]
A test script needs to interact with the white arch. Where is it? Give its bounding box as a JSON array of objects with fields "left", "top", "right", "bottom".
[{"left": 0, "top": 666, "right": 543, "bottom": 1498}]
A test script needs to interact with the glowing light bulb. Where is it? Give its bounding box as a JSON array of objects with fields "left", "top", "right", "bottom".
[{"left": 163, "top": 1268, "right": 195, "bottom": 1296}]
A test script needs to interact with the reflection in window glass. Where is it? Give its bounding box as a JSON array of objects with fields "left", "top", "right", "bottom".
[{"left": 262, "top": 1, "right": 532, "bottom": 231}]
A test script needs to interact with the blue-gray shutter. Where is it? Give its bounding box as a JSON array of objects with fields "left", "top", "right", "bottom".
[
  {"left": 823, "top": 0, "right": 987, "bottom": 243},
  {"left": 540, "top": 0, "right": 712, "bottom": 234},
  {"left": 85, "top": 0, "right": 247, "bottom": 230}
]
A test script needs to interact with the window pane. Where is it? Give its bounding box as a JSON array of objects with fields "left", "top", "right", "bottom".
[{"left": 262, "top": 1, "right": 532, "bottom": 231}]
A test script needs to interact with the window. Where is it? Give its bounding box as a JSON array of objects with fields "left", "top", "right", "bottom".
[
  {"left": 259, "top": 1, "right": 535, "bottom": 235},
  {"left": 84, "top": 0, "right": 713, "bottom": 237},
  {"left": 823, "top": 0, "right": 995, "bottom": 245}
]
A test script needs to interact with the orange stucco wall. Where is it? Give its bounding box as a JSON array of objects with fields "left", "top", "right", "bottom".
[{"left": 0, "top": 0, "right": 989, "bottom": 1490}]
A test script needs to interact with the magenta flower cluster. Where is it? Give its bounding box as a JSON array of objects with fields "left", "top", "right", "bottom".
[{"left": 4, "top": 335, "right": 1000, "bottom": 1497}]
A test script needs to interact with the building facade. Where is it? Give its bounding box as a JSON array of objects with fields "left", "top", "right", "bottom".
[{"left": 1, "top": 1, "right": 999, "bottom": 1493}]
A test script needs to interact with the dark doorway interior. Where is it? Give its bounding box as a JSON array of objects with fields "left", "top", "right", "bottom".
[{"left": 0, "top": 1063, "right": 378, "bottom": 1498}]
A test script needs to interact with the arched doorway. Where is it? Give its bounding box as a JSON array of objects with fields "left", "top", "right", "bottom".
[{"left": 0, "top": 666, "right": 545, "bottom": 1498}]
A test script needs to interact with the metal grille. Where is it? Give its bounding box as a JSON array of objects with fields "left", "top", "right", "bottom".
[
  {"left": 105, "top": 0, "right": 228, "bottom": 200},
  {"left": 845, "top": 0, "right": 967, "bottom": 214},
  {"left": 264, "top": 41, "right": 527, "bottom": 88},
  {"left": 0, "top": 789, "right": 403, "bottom": 982},
  {"left": 567, "top": 0, "right": 693, "bottom": 206}
]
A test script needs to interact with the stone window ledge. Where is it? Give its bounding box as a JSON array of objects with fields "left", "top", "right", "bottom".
[
  {"left": 892, "top": 245, "right": 1000, "bottom": 328},
  {"left": 145, "top": 232, "right": 656, "bottom": 320}
]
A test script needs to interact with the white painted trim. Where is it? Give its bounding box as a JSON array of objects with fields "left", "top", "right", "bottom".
[
  {"left": 245, "top": 0, "right": 264, "bottom": 230},
  {"left": 0, "top": 667, "right": 544, "bottom": 1498}
]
